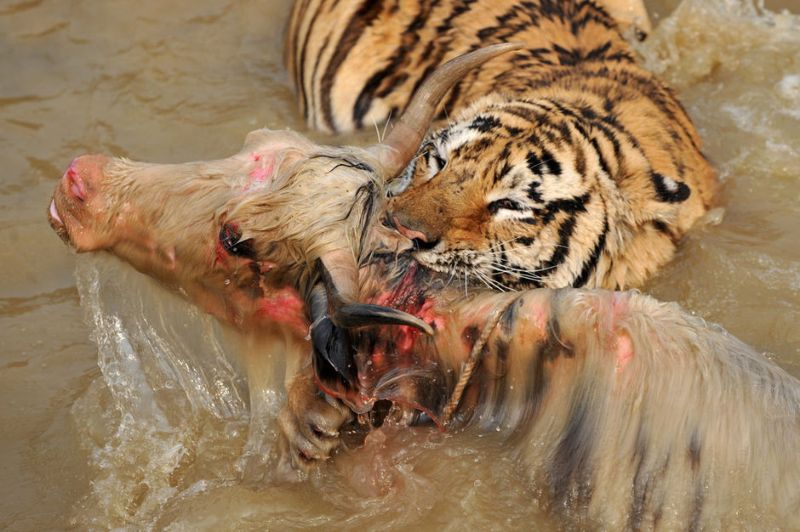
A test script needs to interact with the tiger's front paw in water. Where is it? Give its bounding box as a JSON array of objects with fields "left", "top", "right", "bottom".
[{"left": 278, "top": 371, "right": 352, "bottom": 475}]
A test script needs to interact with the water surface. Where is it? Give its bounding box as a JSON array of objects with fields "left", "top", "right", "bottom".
[{"left": 1, "top": 0, "right": 798, "bottom": 529}]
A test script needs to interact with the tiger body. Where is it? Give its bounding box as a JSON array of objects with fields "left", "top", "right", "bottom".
[{"left": 286, "top": 0, "right": 718, "bottom": 289}]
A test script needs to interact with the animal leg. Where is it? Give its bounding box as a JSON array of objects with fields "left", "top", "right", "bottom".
[{"left": 278, "top": 365, "right": 352, "bottom": 474}]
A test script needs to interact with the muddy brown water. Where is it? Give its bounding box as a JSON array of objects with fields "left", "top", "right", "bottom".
[{"left": 1, "top": 0, "right": 798, "bottom": 529}]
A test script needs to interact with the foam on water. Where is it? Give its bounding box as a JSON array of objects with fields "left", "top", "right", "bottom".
[{"left": 640, "top": 0, "right": 800, "bottom": 367}]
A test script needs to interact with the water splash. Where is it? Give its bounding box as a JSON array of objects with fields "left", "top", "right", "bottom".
[
  {"left": 65, "top": 255, "right": 546, "bottom": 529},
  {"left": 69, "top": 255, "right": 256, "bottom": 527}
]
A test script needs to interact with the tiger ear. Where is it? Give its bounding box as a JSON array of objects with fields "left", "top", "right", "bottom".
[{"left": 650, "top": 172, "right": 691, "bottom": 203}]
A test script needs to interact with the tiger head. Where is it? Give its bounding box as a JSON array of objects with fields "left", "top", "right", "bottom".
[{"left": 386, "top": 93, "right": 691, "bottom": 290}]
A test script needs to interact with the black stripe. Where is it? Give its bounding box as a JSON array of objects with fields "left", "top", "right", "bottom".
[
  {"left": 540, "top": 214, "right": 577, "bottom": 272},
  {"left": 501, "top": 103, "right": 543, "bottom": 124},
  {"left": 527, "top": 180, "right": 542, "bottom": 203},
  {"left": 550, "top": 100, "right": 629, "bottom": 163},
  {"left": 589, "top": 137, "right": 612, "bottom": 178},
  {"left": 293, "top": 0, "right": 322, "bottom": 121},
  {"left": 549, "top": 384, "right": 595, "bottom": 506},
  {"left": 573, "top": 208, "right": 608, "bottom": 288},
  {"left": 552, "top": 43, "right": 584, "bottom": 66},
  {"left": 491, "top": 239, "right": 510, "bottom": 286},
  {"left": 534, "top": 192, "right": 590, "bottom": 225},
  {"left": 526, "top": 66, "right": 701, "bottom": 154},
  {"left": 499, "top": 295, "right": 524, "bottom": 336},
  {"left": 412, "top": 0, "right": 477, "bottom": 105},
  {"left": 470, "top": 115, "right": 501, "bottom": 132},
  {"left": 570, "top": 2, "right": 616, "bottom": 34},
  {"left": 352, "top": 2, "right": 433, "bottom": 129},
  {"left": 487, "top": 336, "right": 510, "bottom": 427},
  {"left": 321, "top": 0, "right": 385, "bottom": 131}
]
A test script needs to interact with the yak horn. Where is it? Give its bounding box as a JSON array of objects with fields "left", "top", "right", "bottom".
[
  {"left": 371, "top": 42, "right": 523, "bottom": 178},
  {"left": 319, "top": 248, "right": 360, "bottom": 307},
  {"left": 319, "top": 251, "right": 434, "bottom": 335}
]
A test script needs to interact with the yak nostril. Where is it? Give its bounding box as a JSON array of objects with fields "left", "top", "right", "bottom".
[
  {"left": 64, "top": 154, "right": 110, "bottom": 202},
  {"left": 65, "top": 166, "right": 87, "bottom": 202}
]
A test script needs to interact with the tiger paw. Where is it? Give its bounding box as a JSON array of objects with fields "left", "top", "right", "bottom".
[{"left": 277, "top": 370, "right": 352, "bottom": 475}]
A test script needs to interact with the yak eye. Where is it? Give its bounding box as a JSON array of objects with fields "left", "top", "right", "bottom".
[
  {"left": 219, "top": 223, "right": 256, "bottom": 259},
  {"left": 487, "top": 198, "right": 524, "bottom": 215}
]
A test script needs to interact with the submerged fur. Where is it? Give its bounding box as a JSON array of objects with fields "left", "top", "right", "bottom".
[{"left": 299, "top": 253, "right": 800, "bottom": 529}]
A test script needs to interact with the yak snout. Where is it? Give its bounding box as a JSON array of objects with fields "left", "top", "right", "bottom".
[
  {"left": 61, "top": 154, "right": 107, "bottom": 202},
  {"left": 49, "top": 154, "right": 113, "bottom": 251}
]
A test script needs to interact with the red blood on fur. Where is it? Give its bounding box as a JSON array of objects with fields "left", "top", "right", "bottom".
[{"left": 256, "top": 286, "right": 307, "bottom": 337}]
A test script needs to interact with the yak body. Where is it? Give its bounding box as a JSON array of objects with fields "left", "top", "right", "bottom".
[
  {"left": 48, "top": 127, "right": 800, "bottom": 528},
  {"left": 47, "top": 41, "right": 798, "bottom": 530},
  {"left": 344, "top": 259, "right": 800, "bottom": 529}
]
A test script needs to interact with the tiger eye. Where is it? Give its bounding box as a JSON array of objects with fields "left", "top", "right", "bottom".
[{"left": 487, "top": 198, "right": 523, "bottom": 214}]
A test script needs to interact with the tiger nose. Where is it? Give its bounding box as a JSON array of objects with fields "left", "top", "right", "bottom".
[{"left": 389, "top": 215, "right": 440, "bottom": 250}]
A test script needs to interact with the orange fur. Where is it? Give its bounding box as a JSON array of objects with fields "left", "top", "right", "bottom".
[{"left": 287, "top": 0, "right": 719, "bottom": 290}]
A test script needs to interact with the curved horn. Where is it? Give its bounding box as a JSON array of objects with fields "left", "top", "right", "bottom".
[
  {"left": 318, "top": 250, "right": 434, "bottom": 335},
  {"left": 372, "top": 42, "right": 523, "bottom": 178}
]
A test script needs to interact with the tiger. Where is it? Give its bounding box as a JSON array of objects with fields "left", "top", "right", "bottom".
[{"left": 285, "top": 0, "right": 719, "bottom": 290}]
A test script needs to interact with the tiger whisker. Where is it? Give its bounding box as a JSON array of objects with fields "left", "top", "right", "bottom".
[
  {"left": 372, "top": 118, "right": 382, "bottom": 143},
  {"left": 482, "top": 260, "right": 557, "bottom": 277},
  {"left": 382, "top": 110, "right": 393, "bottom": 143},
  {"left": 471, "top": 269, "right": 496, "bottom": 291},
  {"left": 486, "top": 238, "right": 570, "bottom": 253},
  {"left": 446, "top": 267, "right": 457, "bottom": 288},
  {"left": 485, "top": 265, "right": 546, "bottom": 280},
  {"left": 472, "top": 269, "right": 512, "bottom": 292},
  {"left": 439, "top": 253, "right": 556, "bottom": 283},
  {"left": 527, "top": 157, "right": 557, "bottom": 173},
  {"left": 443, "top": 106, "right": 453, "bottom": 128},
  {"left": 486, "top": 259, "right": 557, "bottom": 273},
  {"left": 484, "top": 268, "right": 546, "bottom": 284}
]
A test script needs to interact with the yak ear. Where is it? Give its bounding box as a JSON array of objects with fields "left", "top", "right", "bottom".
[
  {"left": 237, "top": 129, "right": 313, "bottom": 175},
  {"left": 240, "top": 128, "right": 314, "bottom": 153},
  {"left": 317, "top": 253, "right": 434, "bottom": 335}
]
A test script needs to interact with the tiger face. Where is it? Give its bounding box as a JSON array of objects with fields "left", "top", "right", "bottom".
[
  {"left": 289, "top": 0, "right": 718, "bottom": 291},
  {"left": 387, "top": 94, "right": 647, "bottom": 290}
]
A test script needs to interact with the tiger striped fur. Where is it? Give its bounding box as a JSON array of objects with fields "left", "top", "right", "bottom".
[{"left": 286, "top": 0, "right": 718, "bottom": 290}]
